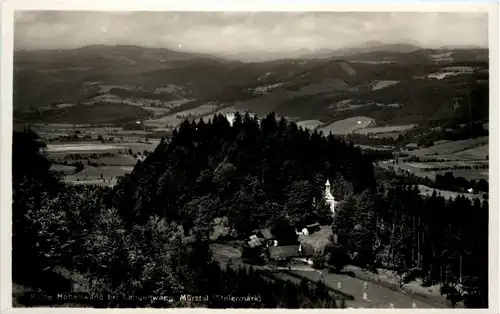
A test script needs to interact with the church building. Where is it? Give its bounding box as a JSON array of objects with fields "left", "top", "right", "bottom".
[{"left": 324, "top": 179, "right": 338, "bottom": 216}]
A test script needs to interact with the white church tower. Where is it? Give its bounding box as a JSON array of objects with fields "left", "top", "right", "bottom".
[{"left": 324, "top": 179, "right": 337, "bottom": 216}]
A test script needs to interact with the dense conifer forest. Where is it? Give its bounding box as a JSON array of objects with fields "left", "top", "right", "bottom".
[{"left": 12, "top": 112, "right": 488, "bottom": 308}]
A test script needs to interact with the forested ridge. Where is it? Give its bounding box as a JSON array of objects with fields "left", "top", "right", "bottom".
[
  {"left": 108, "top": 112, "right": 375, "bottom": 233},
  {"left": 12, "top": 112, "right": 488, "bottom": 308}
]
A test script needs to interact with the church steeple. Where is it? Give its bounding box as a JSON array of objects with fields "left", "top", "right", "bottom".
[
  {"left": 324, "top": 179, "right": 336, "bottom": 216},
  {"left": 325, "top": 179, "right": 331, "bottom": 195}
]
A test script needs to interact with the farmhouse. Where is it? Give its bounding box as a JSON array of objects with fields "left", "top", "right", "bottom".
[
  {"left": 268, "top": 245, "right": 302, "bottom": 261},
  {"left": 247, "top": 235, "right": 263, "bottom": 248},
  {"left": 296, "top": 222, "right": 320, "bottom": 236},
  {"left": 268, "top": 243, "right": 315, "bottom": 263},
  {"left": 252, "top": 228, "right": 275, "bottom": 241},
  {"left": 304, "top": 222, "right": 321, "bottom": 235},
  {"left": 248, "top": 228, "right": 277, "bottom": 248}
]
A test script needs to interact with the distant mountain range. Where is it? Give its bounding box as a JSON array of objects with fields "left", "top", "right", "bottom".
[
  {"left": 13, "top": 42, "right": 489, "bottom": 127},
  {"left": 215, "top": 41, "right": 488, "bottom": 62},
  {"left": 16, "top": 41, "right": 488, "bottom": 63}
]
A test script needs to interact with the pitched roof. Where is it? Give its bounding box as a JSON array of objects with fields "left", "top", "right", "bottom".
[
  {"left": 306, "top": 222, "right": 320, "bottom": 228},
  {"left": 268, "top": 245, "right": 301, "bottom": 260},
  {"left": 248, "top": 238, "right": 262, "bottom": 248},
  {"left": 260, "top": 228, "right": 275, "bottom": 240}
]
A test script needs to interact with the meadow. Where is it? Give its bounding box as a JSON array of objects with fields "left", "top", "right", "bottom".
[
  {"left": 318, "top": 116, "right": 375, "bottom": 135},
  {"left": 379, "top": 161, "right": 488, "bottom": 181},
  {"left": 418, "top": 184, "right": 483, "bottom": 201},
  {"left": 354, "top": 124, "right": 417, "bottom": 135},
  {"left": 407, "top": 137, "right": 488, "bottom": 157},
  {"left": 143, "top": 114, "right": 183, "bottom": 128},
  {"left": 175, "top": 103, "right": 219, "bottom": 118},
  {"left": 44, "top": 138, "right": 160, "bottom": 187},
  {"left": 454, "top": 145, "right": 489, "bottom": 160},
  {"left": 51, "top": 164, "right": 77, "bottom": 175},
  {"left": 371, "top": 80, "right": 400, "bottom": 91},
  {"left": 84, "top": 94, "right": 170, "bottom": 113},
  {"left": 296, "top": 120, "right": 324, "bottom": 130},
  {"left": 377, "top": 136, "right": 489, "bottom": 183}
]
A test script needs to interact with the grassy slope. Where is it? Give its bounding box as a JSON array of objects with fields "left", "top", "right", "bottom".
[
  {"left": 14, "top": 46, "right": 489, "bottom": 127},
  {"left": 15, "top": 103, "right": 152, "bottom": 124}
]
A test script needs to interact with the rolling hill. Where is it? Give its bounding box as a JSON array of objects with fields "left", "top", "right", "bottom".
[{"left": 14, "top": 44, "right": 489, "bottom": 128}]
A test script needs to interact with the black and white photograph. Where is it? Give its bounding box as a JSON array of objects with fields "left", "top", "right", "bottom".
[{"left": 7, "top": 5, "right": 495, "bottom": 310}]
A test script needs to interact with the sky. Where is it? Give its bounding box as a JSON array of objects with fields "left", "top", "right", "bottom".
[{"left": 14, "top": 11, "right": 488, "bottom": 56}]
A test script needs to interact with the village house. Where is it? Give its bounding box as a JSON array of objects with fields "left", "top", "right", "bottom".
[
  {"left": 296, "top": 222, "right": 321, "bottom": 236},
  {"left": 268, "top": 245, "right": 301, "bottom": 261},
  {"left": 268, "top": 243, "right": 315, "bottom": 264},
  {"left": 247, "top": 228, "right": 277, "bottom": 248}
]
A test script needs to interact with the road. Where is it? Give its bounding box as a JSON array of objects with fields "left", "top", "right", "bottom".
[
  {"left": 211, "top": 244, "right": 447, "bottom": 309},
  {"left": 287, "top": 269, "right": 440, "bottom": 308}
]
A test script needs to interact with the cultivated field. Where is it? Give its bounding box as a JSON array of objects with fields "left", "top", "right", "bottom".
[
  {"left": 371, "top": 132, "right": 404, "bottom": 139},
  {"left": 144, "top": 114, "right": 183, "bottom": 128},
  {"left": 334, "top": 104, "right": 372, "bottom": 111},
  {"left": 427, "top": 71, "right": 473, "bottom": 80},
  {"left": 85, "top": 94, "right": 170, "bottom": 113},
  {"left": 37, "top": 125, "right": 161, "bottom": 186},
  {"left": 47, "top": 143, "right": 126, "bottom": 153},
  {"left": 176, "top": 103, "right": 219, "bottom": 118},
  {"left": 378, "top": 136, "right": 489, "bottom": 182},
  {"left": 254, "top": 82, "right": 285, "bottom": 94},
  {"left": 339, "top": 62, "right": 357, "bottom": 76},
  {"left": 95, "top": 155, "right": 138, "bottom": 166},
  {"left": 354, "top": 124, "right": 416, "bottom": 135},
  {"left": 142, "top": 99, "right": 205, "bottom": 127},
  {"left": 356, "top": 145, "right": 395, "bottom": 151},
  {"left": 379, "top": 160, "right": 489, "bottom": 181},
  {"left": 407, "top": 137, "right": 488, "bottom": 157},
  {"left": 97, "top": 84, "right": 141, "bottom": 93},
  {"left": 371, "top": 80, "right": 400, "bottom": 91},
  {"left": 296, "top": 120, "right": 324, "bottom": 130},
  {"left": 34, "top": 124, "right": 160, "bottom": 143},
  {"left": 418, "top": 184, "right": 484, "bottom": 201},
  {"left": 63, "top": 165, "right": 134, "bottom": 187},
  {"left": 454, "top": 144, "right": 489, "bottom": 160},
  {"left": 51, "top": 164, "right": 77, "bottom": 175},
  {"left": 154, "top": 84, "right": 184, "bottom": 94},
  {"left": 46, "top": 141, "right": 158, "bottom": 160},
  {"left": 318, "top": 116, "right": 375, "bottom": 135}
]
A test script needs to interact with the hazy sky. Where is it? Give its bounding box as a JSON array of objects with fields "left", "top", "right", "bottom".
[{"left": 15, "top": 11, "right": 488, "bottom": 54}]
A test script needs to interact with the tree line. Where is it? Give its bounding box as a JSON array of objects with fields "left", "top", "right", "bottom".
[
  {"left": 327, "top": 179, "right": 488, "bottom": 308},
  {"left": 376, "top": 169, "right": 488, "bottom": 194},
  {"left": 107, "top": 112, "right": 374, "bottom": 234},
  {"left": 12, "top": 112, "right": 375, "bottom": 307},
  {"left": 12, "top": 112, "right": 488, "bottom": 308}
]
